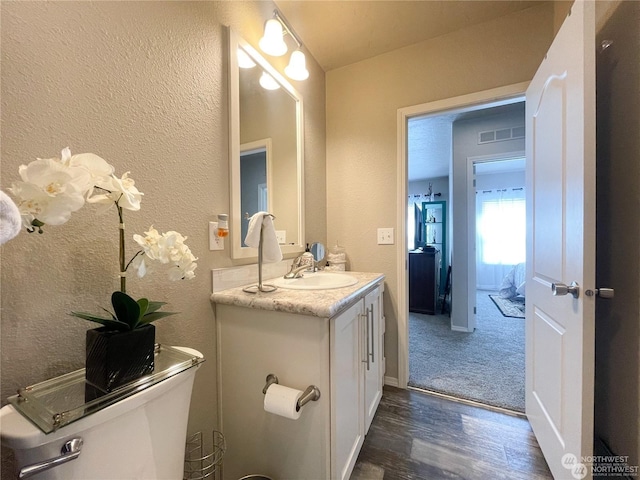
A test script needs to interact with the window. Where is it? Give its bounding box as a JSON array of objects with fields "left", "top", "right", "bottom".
[{"left": 476, "top": 188, "right": 525, "bottom": 265}]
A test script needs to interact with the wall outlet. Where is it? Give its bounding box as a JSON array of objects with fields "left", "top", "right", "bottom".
[
  {"left": 275, "top": 230, "right": 286, "bottom": 244},
  {"left": 377, "top": 227, "right": 394, "bottom": 245},
  {"left": 209, "top": 221, "right": 224, "bottom": 250}
]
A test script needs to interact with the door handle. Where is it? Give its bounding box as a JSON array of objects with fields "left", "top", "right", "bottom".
[
  {"left": 19, "top": 438, "right": 83, "bottom": 479},
  {"left": 361, "top": 312, "right": 370, "bottom": 370},
  {"left": 552, "top": 281, "right": 580, "bottom": 299},
  {"left": 368, "top": 306, "right": 375, "bottom": 364}
]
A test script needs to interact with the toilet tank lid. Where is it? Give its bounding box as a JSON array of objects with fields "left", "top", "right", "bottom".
[{"left": 2, "top": 345, "right": 204, "bottom": 437}]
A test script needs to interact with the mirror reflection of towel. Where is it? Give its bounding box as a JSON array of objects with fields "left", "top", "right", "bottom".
[
  {"left": 245, "top": 212, "right": 282, "bottom": 263},
  {"left": 0, "top": 191, "right": 21, "bottom": 245}
]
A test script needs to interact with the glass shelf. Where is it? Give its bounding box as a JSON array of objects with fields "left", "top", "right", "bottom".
[{"left": 7, "top": 344, "right": 204, "bottom": 434}]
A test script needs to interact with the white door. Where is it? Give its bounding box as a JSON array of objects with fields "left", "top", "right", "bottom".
[{"left": 525, "top": 2, "right": 596, "bottom": 479}]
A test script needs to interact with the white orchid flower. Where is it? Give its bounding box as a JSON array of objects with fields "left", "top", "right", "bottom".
[
  {"left": 89, "top": 172, "right": 143, "bottom": 211},
  {"left": 130, "top": 255, "right": 148, "bottom": 278},
  {"left": 17, "top": 156, "right": 92, "bottom": 195},
  {"left": 169, "top": 259, "right": 197, "bottom": 281},
  {"left": 66, "top": 151, "right": 115, "bottom": 198},
  {"left": 10, "top": 156, "right": 90, "bottom": 226},
  {"left": 11, "top": 180, "right": 86, "bottom": 226},
  {"left": 9, "top": 147, "right": 197, "bottom": 302},
  {"left": 131, "top": 226, "right": 197, "bottom": 281}
]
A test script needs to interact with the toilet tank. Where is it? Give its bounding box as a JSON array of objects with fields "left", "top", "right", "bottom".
[{"left": 1, "top": 346, "right": 203, "bottom": 479}]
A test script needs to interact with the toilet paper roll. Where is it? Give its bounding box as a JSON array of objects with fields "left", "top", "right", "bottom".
[{"left": 264, "top": 384, "right": 303, "bottom": 420}]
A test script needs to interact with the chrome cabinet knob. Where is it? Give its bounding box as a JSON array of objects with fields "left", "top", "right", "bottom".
[{"left": 552, "top": 281, "right": 580, "bottom": 299}]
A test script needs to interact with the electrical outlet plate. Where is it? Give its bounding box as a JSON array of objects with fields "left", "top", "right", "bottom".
[
  {"left": 209, "top": 222, "right": 224, "bottom": 250},
  {"left": 377, "top": 227, "right": 394, "bottom": 245}
]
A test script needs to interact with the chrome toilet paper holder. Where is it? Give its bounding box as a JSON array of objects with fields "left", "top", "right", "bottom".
[{"left": 262, "top": 374, "right": 321, "bottom": 412}]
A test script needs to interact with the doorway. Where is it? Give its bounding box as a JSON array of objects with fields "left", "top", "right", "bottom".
[
  {"left": 405, "top": 101, "right": 527, "bottom": 411},
  {"left": 399, "top": 86, "right": 524, "bottom": 410}
]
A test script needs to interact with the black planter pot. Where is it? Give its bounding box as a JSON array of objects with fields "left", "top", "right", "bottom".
[{"left": 85, "top": 324, "right": 155, "bottom": 393}]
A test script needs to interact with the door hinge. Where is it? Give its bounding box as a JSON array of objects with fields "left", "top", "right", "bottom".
[{"left": 474, "top": 306, "right": 477, "bottom": 314}]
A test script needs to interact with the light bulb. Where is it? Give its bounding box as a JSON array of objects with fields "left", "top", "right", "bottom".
[
  {"left": 237, "top": 48, "right": 256, "bottom": 69},
  {"left": 259, "top": 72, "right": 280, "bottom": 90},
  {"left": 285, "top": 49, "right": 309, "bottom": 81},
  {"left": 259, "top": 19, "right": 287, "bottom": 56}
]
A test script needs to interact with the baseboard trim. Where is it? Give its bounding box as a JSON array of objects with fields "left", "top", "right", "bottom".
[
  {"left": 384, "top": 376, "right": 399, "bottom": 387},
  {"left": 451, "top": 325, "right": 474, "bottom": 332}
]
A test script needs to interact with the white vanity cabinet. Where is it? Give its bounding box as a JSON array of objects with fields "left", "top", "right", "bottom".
[
  {"left": 331, "top": 284, "right": 384, "bottom": 480},
  {"left": 213, "top": 274, "right": 384, "bottom": 480}
]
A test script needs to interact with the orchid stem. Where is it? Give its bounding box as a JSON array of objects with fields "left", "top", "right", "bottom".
[
  {"left": 124, "top": 250, "right": 144, "bottom": 272},
  {"left": 117, "top": 204, "right": 126, "bottom": 294}
]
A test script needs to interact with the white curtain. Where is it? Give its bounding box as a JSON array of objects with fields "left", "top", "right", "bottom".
[{"left": 476, "top": 187, "right": 526, "bottom": 290}]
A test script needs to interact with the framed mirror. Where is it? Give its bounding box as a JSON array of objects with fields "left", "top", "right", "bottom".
[{"left": 228, "top": 28, "right": 305, "bottom": 260}]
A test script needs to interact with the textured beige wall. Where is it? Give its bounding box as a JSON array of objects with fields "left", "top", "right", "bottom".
[
  {"left": 0, "top": 1, "right": 325, "bottom": 473},
  {"left": 326, "top": 4, "right": 555, "bottom": 381}
]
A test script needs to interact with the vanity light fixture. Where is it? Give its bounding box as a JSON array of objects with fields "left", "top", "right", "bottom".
[
  {"left": 259, "top": 71, "right": 280, "bottom": 90},
  {"left": 259, "top": 18, "right": 287, "bottom": 56},
  {"left": 237, "top": 48, "right": 256, "bottom": 69},
  {"left": 259, "top": 10, "right": 309, "bottom": 82},
  {"left": 285, "top": 49, "right": 309, "bottom": 81}
]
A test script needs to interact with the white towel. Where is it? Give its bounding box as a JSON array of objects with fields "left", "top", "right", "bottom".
[
  {"left": 0, "top": 191, "right": 21, "bottom": 245},
  {"left": 245, "top": 212, "right": 283, "bottom": 263}
]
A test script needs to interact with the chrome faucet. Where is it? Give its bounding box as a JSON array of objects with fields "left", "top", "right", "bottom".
[
  {"left": 284, "top": 263, "right": 311, "bottom": 279},
  {"left": 284, "top": 255, "right": 311, "bottom": 279}
]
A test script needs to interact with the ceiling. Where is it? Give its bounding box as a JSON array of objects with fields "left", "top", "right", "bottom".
[
  {"left": 408, "top": 102, "right": 525, "bottom": 180},
  {"left": 275, "top": 1, "right": 542, "bottom": 72},
  {"left": 274, "top": 1, "right": 537, "bottom": 181}
]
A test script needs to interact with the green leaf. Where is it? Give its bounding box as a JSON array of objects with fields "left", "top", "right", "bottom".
[
  {"left": 100, "top": 307, "right": 117, "bottom": 320},
  {"left": 138, "top": 311, "right": 177, "bottom": 326},
  {"left": 137, "top": 298, "right": 150, "bottom": 319},
  {"left": 70, "top": 311, "right": 130, "bottom": 331},
  {"left": 111, "top": 291, "right": 141, "bottom": 330},
  {"left": 146, "top": 301, "right": 167, "bottom": 314}
]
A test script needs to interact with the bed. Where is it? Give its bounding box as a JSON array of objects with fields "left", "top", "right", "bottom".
[{"left": 499, "top": 262, "right": 526, "bottom": 299}]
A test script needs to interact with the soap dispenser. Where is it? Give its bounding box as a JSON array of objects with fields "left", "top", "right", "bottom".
[{"left": 299, "top": 243, "right": 315, "bottom": 270}]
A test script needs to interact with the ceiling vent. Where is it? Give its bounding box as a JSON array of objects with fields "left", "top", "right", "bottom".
[{"left": 478, "top": 126, "right": 525, "bottom": 144}]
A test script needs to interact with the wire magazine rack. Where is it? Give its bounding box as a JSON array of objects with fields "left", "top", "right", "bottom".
[{"left": 184, "top": 430, "right": 226, "bottom": 479}]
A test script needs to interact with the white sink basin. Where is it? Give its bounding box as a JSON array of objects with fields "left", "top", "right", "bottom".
[{"left": 272, "top": 272, "right": 359, "bottom": 290}]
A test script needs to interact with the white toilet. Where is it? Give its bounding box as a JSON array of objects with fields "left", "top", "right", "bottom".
[{"left": 1, "top": 346, "right": 203, "bottom": 479}]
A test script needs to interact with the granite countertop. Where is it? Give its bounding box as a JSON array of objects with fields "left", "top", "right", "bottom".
[{"left": 210, "top": 271, "right": 385, "bottom": 318}]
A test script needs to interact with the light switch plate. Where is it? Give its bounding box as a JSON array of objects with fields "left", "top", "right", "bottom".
[
  {"left": 275, "top": 230, "right": 286, "bottom": 244},
  {"left": 209, "top": 222, "right": 224, "bottom": 250},
  {"left": 377, "top": 227, "right": 394, "bottom": 245}
]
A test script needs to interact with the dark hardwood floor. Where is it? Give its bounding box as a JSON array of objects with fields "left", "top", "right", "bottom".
[{"left": 352, "top": 386, "right": 552, "bottom": 479}]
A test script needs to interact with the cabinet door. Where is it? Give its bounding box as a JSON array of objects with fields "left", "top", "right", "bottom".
[
  {"left": 363, "top": 286, "right": 384, "bottom": 432},
  {"left": 330, "top": 301, "right": 364, "bottom": 480}
]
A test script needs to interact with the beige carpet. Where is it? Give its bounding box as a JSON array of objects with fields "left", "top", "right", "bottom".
[{"left": 408, "top": 291, "right": 525, "bottom": 412}]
